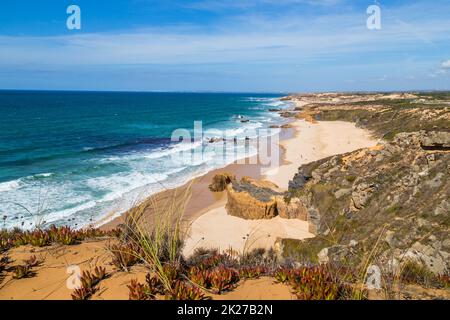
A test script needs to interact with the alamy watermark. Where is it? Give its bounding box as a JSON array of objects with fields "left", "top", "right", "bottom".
[
  {"left": 365, "top": 264, "right": 382, "bottom": 290},
  {"left": 67, "top": 5, "right": 81, "bottom": 30},
  {"left": 67, "top": 4, "right": 381, "bottom": 31},
  {"left": 66, "top": 265, "right": 82, "bottom": 289},
  {"left": 367, "top": 4, "right": 382, "bottom": 30}
]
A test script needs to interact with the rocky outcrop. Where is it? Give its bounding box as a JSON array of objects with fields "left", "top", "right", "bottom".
[
  {"left": 208, "top": 173, "right": 236, "bottom": 192},
  {"left": 275, "top": 197, "right": 308, "bottom": 220},
  {"left": 225, "top": 178, "right": 281, "bottom": 219},
  {"left": 224, "top": 178, "right": 308, "bottom": 221},
  {"left": 288, "top": 163, "right": 315, "bottom": 190},
  {"left": 350, "top": 182, "right": 378, "bottom": 212},
  {"left": 285, "top": 129, "right": 450, "bottom": 275},
  {"left": 420, "top": 131, "right": 450, "bottom": 150},
  {"left": 403, "top": 242, "right": 449, "bottom": 275}
]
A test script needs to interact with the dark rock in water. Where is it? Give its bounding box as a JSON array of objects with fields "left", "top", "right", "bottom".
[
  {"left": 269, "top": 108, "right": 281, "bottom": 112},
  {"left": 208, "top": 137, "right": 222, "bottom": 143},
  {"left": 240, "top": 119, "right": 250, "bottom": 123},
  {"left": 280, "top": 112, "right": 296, "bottom": 118},
  {"left": 334, "top": 188, "right": 352, "bottom": 199}
]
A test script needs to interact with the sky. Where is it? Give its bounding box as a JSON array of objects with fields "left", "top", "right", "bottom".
[{"left": 0, "top": 0, "right": 449, "bottom": 92}]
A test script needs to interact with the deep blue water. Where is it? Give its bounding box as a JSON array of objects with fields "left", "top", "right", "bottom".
[{"left": 0, "top": 91, "right": 289, "bottom": 229}]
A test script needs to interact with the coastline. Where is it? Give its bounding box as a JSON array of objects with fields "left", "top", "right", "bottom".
[
  {"left": 182, "top": 119, "right": 378, "bottom": 255},
  {"left": 98, "top": 126, "right": 293, "bottom": 230},
  {"left": 100, "top": 116, "right": 378, "bottom": 256},
  {"left": 2, "top": 91, "right": 448, "bottom": 301}
]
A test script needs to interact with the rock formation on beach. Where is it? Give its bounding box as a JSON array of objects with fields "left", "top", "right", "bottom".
[
  {"left": 224, "top": 177, "right": 308, "bottom": 220},
  {"left": 208, "top": 172, "right": 236, "bottom": 192},
  {"left": 225, "top": 177, "right": 281, "bottom": 219}
]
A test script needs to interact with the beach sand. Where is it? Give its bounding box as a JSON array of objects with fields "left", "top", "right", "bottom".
[
  {"left": 264, "top": 120, "right": 378, "bottom": 189},
  {"left": 182, "top": 119, "right": 378, "bottom": 256}
]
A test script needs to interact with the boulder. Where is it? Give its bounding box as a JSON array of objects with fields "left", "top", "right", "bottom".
[
  {"left": 404, "top": 242, "right": 448, "bottom": 275},
  {"left": 334, "top": 188, "right": 352, "bottom": 199},
  {"left": 434, "top": 199, "right": 449, "bottom": 216},
  {"left": 350, "top": 182, "right": 378, "bottom": 211},
  {"left": 288, "top": 171, "right": 312, "bottom": 190},
  {"left": 420, "top": 131, "right": 450, "bottom": 150},
  {"left": 317, "top": 245, "right": 353, "bottom": 265},
  {"left": 208, "top": 173, "right": 236, "bottom": 192},
  {"left": 307, "top": 207, "right": 321, "bottom": 234}
]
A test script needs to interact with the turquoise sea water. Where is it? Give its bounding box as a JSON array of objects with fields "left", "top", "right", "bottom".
[{"left": 0, "top": 91, "right": 290, "bottom": 229}]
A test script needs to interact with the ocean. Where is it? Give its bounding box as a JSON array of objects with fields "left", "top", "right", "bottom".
[{"left": 0, "top": 91, "right": 291, "bottom": 229}]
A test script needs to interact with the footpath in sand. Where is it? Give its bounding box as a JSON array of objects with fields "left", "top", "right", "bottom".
[{"left": 183, "top": 120, "right": 378, "bottom": 256}]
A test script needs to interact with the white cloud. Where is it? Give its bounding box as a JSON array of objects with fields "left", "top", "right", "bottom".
[
  {"left": 183, "top": 0, "right": 343, "bottom": 11},
  {"left": 442, "top": 60, "right": 450, "bottom": 69},
  {"left": 0, "top": 0, "right": 449, "bottom": 89},
  {"left": 1, "top": 7, "right": 449, "bottom": 69}
]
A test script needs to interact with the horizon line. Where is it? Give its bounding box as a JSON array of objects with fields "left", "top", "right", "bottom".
[{"left": 1, "top": 88, "right": 449, "bottom": 95}]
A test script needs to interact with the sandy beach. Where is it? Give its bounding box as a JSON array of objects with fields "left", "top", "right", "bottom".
[
  {"left": 182, "top": 119, "right": 378, "bottom": 256},
  {"left": 99, "top": 117, "right": 378, "bottom": 256},
  {"left": 264, "top": 120, "right": 378, "bottom": 189}
]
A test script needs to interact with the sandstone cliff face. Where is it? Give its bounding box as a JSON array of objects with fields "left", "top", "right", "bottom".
[
  {"left": 276, "top": 196, "right": 308, "bottom": 220},
  {"left": 224, "top": 178, "right": 307, "bottom": 220},
  {"left": 208, "top": 173, "right": 236, "bottom": 192},
  {"left": 226, "top": 183, "right": 278, "bottom": 219},
  {"left": 225, "top": 178, "right": 281, "bottom": 219}
]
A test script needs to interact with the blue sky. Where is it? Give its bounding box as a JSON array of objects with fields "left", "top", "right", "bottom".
[{"left": 0, "top": 0, "right": 449, "bottom": 92}]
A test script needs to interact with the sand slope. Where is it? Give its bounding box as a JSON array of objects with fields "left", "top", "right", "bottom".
[{"left": 182, "top": 206, "right": 313, "bottom": 257}]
